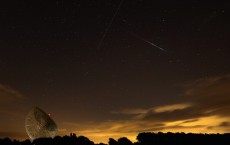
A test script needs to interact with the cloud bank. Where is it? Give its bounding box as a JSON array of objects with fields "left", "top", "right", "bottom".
[
  {"left": 2, "top": 74, "right": 230, "bottom": 143},
  {"left": 62, "top": 74, "right": 230, "bottom": 143},
  {"left": 0, "top": 84, "right": 24, "bottom": 103}
]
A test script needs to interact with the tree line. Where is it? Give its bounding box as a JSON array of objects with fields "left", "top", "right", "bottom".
[{"left": 1, "top": 132, "right": 230, "bottom": 145}]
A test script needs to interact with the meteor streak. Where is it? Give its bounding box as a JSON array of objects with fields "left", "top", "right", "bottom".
[
  {"left": 122, "top": 27, "right": 167, "bottom": 52},
  {"left": 97, "top": 0, "right": 124, "bottom": 49}
]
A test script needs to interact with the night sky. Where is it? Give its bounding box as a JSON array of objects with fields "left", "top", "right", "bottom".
[{"left": 0, "top": 0, "right": 230, "bottom": 143}]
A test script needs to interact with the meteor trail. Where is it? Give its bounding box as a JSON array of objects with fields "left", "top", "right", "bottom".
[
  {"left": 97, "top": 0, "right": 124, "bottom": 49},
  {"left": 143, "top": 39, "right": 167, "bottom": 52},
  {"left": 122, "top": 27, "right": 167, "bottom": 52}
]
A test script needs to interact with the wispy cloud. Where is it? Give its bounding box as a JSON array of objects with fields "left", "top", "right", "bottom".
[
  {"left": 60, "top": 74, "right": 230, "bottom": 143},
  {"left": 218, "top": 122, "right": 230, "bottom": 127},
  {"left": 0, "top": 84, "right": 24, "bottom": 103},
  {"left": 153, "top": 103, "right": 191, "bottom": 113},
  {"left": 0, "top": 84, "right": 26, "bottom": 117},
  {"left": 0, "top": 84, "right": 27, "bottom": 137},
  {"left": 137, "top": 74, "right": 230, "bottom": 123}
]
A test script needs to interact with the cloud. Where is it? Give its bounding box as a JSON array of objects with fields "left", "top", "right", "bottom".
[
  {"left": 98, "top": 74, "right": 230, "bottom": 140},
  {"left": 139, "top": 106, "right": 206, "bottom": 122},
  {"left": 0, "top": 84, "right": 26, "bottom": 117},
  {"left": 137, "top": 74, "right": 230, "bottom": 123},
  {"left": 180, "top": 119, "right": 199, "bottom": 124},
  {"left": 153, "top": 103, "right": 191, "bottom": 113},
  {"left": 59, "top": 74, "right": 230, "bottom": 143},
  {"left": 0, "top": 84, "right": 24, "bottom": 103},
  {"left": 184, "top": 74, "right": 230, "bottom": 117},
  {"left": 218, "top": 122, "right": 230, "bottom": 127},
  {"left": 207, "top": 121, "right": 230, "bottom": 131},
  {"left": 0, "top": 84, "right": 27, "bottom": 136}
]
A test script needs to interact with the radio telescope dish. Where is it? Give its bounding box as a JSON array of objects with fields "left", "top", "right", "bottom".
[{"left": 25, "top": 107, "right": 58, "bottom": 140}]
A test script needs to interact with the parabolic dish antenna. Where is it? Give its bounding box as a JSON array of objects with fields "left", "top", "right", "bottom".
[{"left": 25, "top": 107, "right": 58, "bottom": 140}]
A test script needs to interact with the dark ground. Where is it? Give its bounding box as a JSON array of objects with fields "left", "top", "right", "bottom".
[{"left": 1, "top": 132, "right": 230, "bottom": 145}]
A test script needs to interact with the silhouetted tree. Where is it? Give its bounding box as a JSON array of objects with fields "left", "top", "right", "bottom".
[
  {"left": 0, "top": 138, "right": 12, "bottom": 145},
  {"left": 53, "top": 136, "right": 62, "bottom": 145},
  {"left": 21, "top": 139, "right": 31, "bottom": 145},
  {"left": 1, "top": 132, "right": 230, "bottom": 145},
  {"left": 96, "top": 143, "right": 107, "bottom": 145},
  {"left": 33, "top": 137, "right": 52, "bottom": 145},
  {"left": 137, "top": 132, "right": 155, "bottom": 145},
  {"left": 12, "top": 139, "right": 20, "bottom": 145},
  {"left": 77, "top": 136, "right": 94, "bottom": 145},
  {"left": 109, "top": 138, "right": 118, "bottom": 145},
  {"left": 117, "top": 137, "right": 133, "bottom": 145}
]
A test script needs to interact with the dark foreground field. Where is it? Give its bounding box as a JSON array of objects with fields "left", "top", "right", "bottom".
[{"left": 1, "top": 132, "right": 230, "bottom": 145}]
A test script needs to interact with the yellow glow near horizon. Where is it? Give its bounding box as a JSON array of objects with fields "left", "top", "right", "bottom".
[
  {"left": 76, "top": 115, "right": 230, "bottom": 143},
  {"left": 15, "top": 116, "right": 230, "bottom": 144},
  {"left": 55, "top": 116, "right": 230, "bottom": 143}
]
